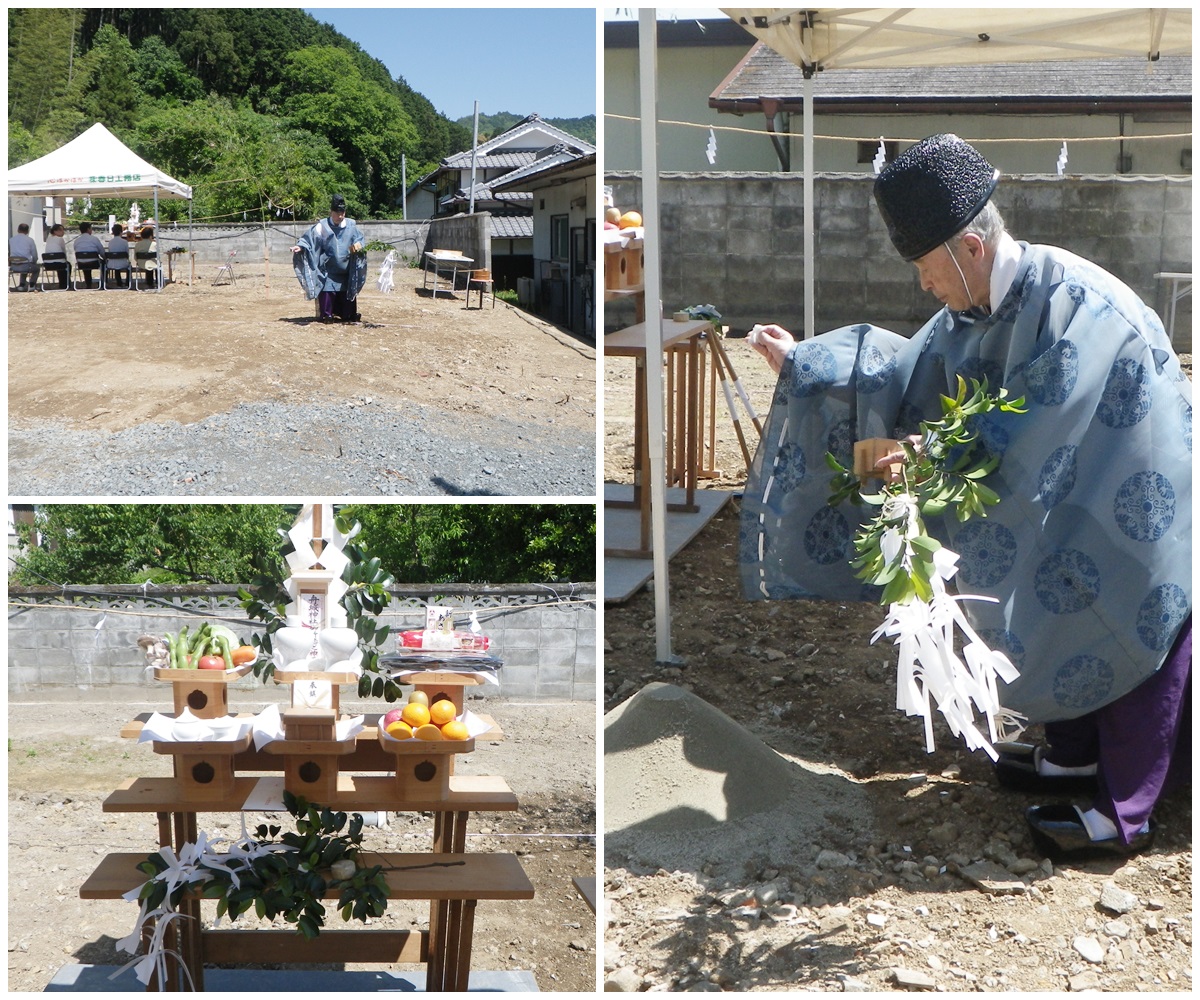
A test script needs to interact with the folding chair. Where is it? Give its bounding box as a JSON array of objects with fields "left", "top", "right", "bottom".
[
  {"left": 133, "top": 251, "right": 160, "bottom": 291},
  {"left": 73, "top": 252, "right": 104, "bottom": 290},
  {"left": 40, "top": 251, "right": 73, "bottom": 291},
  {"left": 213, "top": 251, "right": 237, "bottom": 286},
  {"left": 9, "top": 255, "right": 37, "bottom": 291},
  {"left": 466, "top": 268, "right": 495, "bottom": 309},
  {"left": 102, "top": 251, "right": 132, "bottom": 290}
]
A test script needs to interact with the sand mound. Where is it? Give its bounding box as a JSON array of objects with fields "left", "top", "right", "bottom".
[{"left": 604, "top": 683, "right": 874, "bottom": 875}]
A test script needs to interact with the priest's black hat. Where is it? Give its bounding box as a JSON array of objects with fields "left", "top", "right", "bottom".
[
  {"left": 330, "top": 194, "right": 347, "bottom": 212},
  {"left": 873, "top": 134, "right": 999, "bottom": 261}
]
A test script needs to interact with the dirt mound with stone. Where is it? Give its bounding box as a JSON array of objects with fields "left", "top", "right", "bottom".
[{"left": 604, "top": 682, "right": 875, "bottom": 878}]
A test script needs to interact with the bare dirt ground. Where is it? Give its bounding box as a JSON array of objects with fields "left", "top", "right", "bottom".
[
  {"left": 602, "top": 336, "right": 1192, "bottom": 992},
  {"left": 7, "top": 692, "right": 596, "bottom": 993},
  {"left": 8, "top": 264, "right": 596, "bottom": 433}
]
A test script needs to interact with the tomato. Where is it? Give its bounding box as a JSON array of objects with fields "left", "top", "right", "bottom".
[{"left": 198, "top": 654, "right": 226, "bottom": 670}]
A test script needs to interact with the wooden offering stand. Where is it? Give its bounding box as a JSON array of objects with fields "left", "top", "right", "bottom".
[
  {"left": 854, "top": 437, "right": 904, "bottom": 485},
  {"left": 153, "top": 666, "right": 247, "bottom": 719}
]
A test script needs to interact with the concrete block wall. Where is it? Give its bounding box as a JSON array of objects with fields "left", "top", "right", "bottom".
[
  {"left": 145, "top": 218, "right": 490, "bottom": 274},
  {"left": 606, "top": 171, "right": 1191, "bottom": 350},
  {"left": 8, "top": 584, "right": 597, "bottom": 702},
  {"left": 425, "top": 214, "right": 492, "bottom": 276}
]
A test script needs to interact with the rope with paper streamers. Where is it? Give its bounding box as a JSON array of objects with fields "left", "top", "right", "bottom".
[{"left": 606, "top": 111, "right": 1191, "bottom": 169}]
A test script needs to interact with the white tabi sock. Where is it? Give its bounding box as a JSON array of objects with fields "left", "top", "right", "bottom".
[
  {"left": 1036, "top": 750, "right": 1097, "bottom": 777},
  {"left": 1074, "top": 807, "right": 1150, "bottom": 842}
]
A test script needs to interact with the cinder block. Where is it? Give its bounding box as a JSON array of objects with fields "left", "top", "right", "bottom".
[
  {"left": 728, "top": 228, "right": 774, "bottom": 257},
  {"left": 574, "top": 645, "right": 597, "bottom": 671},
  {"left": 538, "top": 627, "right": 576, "bottom": 649},
  {"left": 497, "top": 665, "right": 537, "bottom": 698},
  {"left": 539, "top": 647, "right": 578, "bottom": 670},
  {"left": 536, "top": 680, "right": 575, "bottom": 700},
  {"left": 497, "top": 627, "right": 540, "bottom": 650}
]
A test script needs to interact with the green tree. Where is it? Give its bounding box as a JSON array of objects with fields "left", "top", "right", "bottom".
[
  {"left": 7, "top": 8, "right": 82, "bottom": 132},
  {"left": 10, "top": 505, "right": 293, "bottom": 586},
  {"left": 133, "top": 35, "right": 203, "bottom": 103},
  {"left": 344, "top": 504, "right": 596, "bottom": 583},
  {"left": 73, "top": 24, "right": 140, "bottom": 133},
  {"left": 276, "top": 46, "right": 419, "bottom": 216}
]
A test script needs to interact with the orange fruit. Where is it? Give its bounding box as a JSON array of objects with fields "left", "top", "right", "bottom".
[
  {"left": 385, "top": 719, "right": 413, "bottom": 740},
  {"left": 413, "top": 723, "right": 444, "bottom": 741},
  {"left": 429, "top": 700, "right": 457, "bottom": 726},
  {"left": 618, "top": 211, "right": 642, "bottom": 229},
  {"left": 231, "top": 645, "right": 257, "bottom": 665},
  {"left": 401, "top": 702, "right": 430, "bottom": 728},
  {"left": 440, "top": 720, "right": 470, "bottom": 741}
]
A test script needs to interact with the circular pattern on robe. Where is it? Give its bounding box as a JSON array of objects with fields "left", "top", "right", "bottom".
[
  {"left": 994, "top": 268, "right": 1035, "bottom": 323},
  {"left": 789, "top": 343, "right": 839, "bottom": 398},
  {"left": 977, "top": 627, "right": 1026, "bottom": 669},
  {"left": 969, "top": 412, "right": 1009, "bottom": 457},
  {"left": 1034, "top": 549, "right": 1101, "bottom": 614},
  {"left": 826, "top": 419, "right": 854, "bottom": 468},
  {"left": 1184, "top": 404, "right": 1192, "bottom": 453},
  {"left": 1037, "top": 445, "right": 1078, "bottom": 510},
  {"left": 804, "top": 505, "right": 850, "bottom": 565},
  {"left": 1052, "top": 654, "right": 1115, "bottom": 711},
  {"left": 772, "top": 441, "right": 807, "bottom": 496},
  {"left": 1113, "top": 471, "right": 1175, "bottom": 542},
  {"left": 952, "top": 521, "right": 1018, "bottom": 588},
  {"left": 737, "top": 521, "right": 759, "bottom": 566},
  {"left": 855, "top": 345, "right": 896, "bottom": 394},
  {"left": 1023, "top": 340, "right": 1079, "bottom": 406},
  {"left": 957, "top": 356, "right": 1005, "bottom": 392},
  {"left": 1098, "top": 358, "right": 1152, "bottom": 429},
  {"left": 1135, "top": 583, "right": 1190, "bottom": 651},
  {"left": 1065, "top": 281, "right": 1087, "bottom": 307}
]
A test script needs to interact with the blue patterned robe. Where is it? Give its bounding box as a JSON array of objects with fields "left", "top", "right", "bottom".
[
  {"left": 740, "top": 242, "right": 1192, "bottom": 723},
  {"left": 292, "top": 216, "right": 368, "bottom": 299}
]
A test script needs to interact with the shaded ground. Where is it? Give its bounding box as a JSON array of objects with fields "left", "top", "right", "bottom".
[
  {"left": 7, "top": 693, "right": 596, "bottom": 993},
  {"left": 602, "top": 336, "right": 1192, "bottom": 991}
]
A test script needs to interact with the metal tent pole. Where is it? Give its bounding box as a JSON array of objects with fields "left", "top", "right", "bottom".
[{"left": 639, "top": 9, "right": 674, "bottom": 664}]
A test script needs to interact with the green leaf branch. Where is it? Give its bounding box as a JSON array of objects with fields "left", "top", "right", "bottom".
[
  {"left": 237, "top": 510, "right": 403, "bottom": 702},
  {"left": 135, "top": 791, "right": 388, "bottom": 942},
  {"left": 826, "top": 377, "right": 1027, "bottom": 606}
]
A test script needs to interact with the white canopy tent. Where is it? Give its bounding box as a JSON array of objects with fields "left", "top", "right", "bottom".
[
  {"left": 635, "top": 7, "right": 1192, "bottom": 661},
  {"left": 8, "top": 122, "right": 193, "bottom": 288}
]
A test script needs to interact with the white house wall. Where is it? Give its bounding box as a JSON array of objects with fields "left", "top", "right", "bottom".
[
  {"left": 605, "top": 47, "right": 1191, "bottom": 177},
  {"left": 531, "top": 179, "right": 591, "bottom": 262},
  {"left": 607, "top": 44, "right": 772, "bottom": 172}
]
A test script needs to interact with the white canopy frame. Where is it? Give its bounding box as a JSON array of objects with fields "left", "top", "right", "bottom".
[
  {"left": 634, "top": 6, "right": 1191, "bottom": 660},
  {"left": 8, "top": 122, "right": 194, "bottom": 290}
]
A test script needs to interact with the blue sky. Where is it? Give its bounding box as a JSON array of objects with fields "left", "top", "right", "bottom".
[{"left": 304, "top": 8, "right": 597, "bottom": 121}]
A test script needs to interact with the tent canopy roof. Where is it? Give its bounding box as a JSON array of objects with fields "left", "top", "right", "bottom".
[
  {"left": 720, "top": 8, "right": 1191, "bottom": 73},
  {"left": 8, "top": 122, "right": 192, "bottom": 200}
]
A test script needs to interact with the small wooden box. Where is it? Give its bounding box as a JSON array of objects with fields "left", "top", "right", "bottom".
[
  {"left": 269, "top": 708, "right": 356, "bottom": 801},
  {"left": 604, "top": 240, "right": 643, "bottom": 291},
  {"left": 153, "top": 733, "right": 251, "bottom": 801},
  {"left": 153, "top": 667, "right": 240, "bottom": 719},
  {"left": 853, "top": 438, "right": 904, "bottom": 485},
  {"left": 378, "top": 729, "right": 475, "bottom": 801}
]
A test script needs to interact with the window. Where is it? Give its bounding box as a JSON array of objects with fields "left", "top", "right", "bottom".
[
  {"left": 551, "top": 214, "right": 569, "bottom": 262},
  {"left": 857, "top": 139, "right": 898, "bottom": 165}
]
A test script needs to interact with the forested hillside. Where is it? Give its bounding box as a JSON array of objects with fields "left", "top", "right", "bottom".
[
  {"left": 458, "top": 111, "right": 596, "bottom": 146},
  {"left": 7, "top": 8, "right": 501, "bottom": 220}
]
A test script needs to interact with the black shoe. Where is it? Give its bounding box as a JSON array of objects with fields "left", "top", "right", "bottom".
[
  {"left": 994, "top": 742, "right": 1099, "bottom": 794},
  {"left": 1026, "top": 803, "right": 1156, "bottom": 861}
]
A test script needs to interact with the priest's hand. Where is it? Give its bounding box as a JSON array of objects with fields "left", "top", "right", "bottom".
[{"left": 748, "top": 323, "right": 794, "bottom": 374}]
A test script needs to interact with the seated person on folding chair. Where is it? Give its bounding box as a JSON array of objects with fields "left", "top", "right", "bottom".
[
  {"left": 9, "top": 223, "right": 40, "bottom": 290},
  {"left": 42, "top": 223, "right": 71, "bottom": 290},
  {"left": 74, "top": 222, "right": 106, "bottom": 288},
  {"left": 134, "top": 226, "right": 158, "bottom": 288},
  {"left": 106, "top": 224, "right": 131, "bottom": 288}
]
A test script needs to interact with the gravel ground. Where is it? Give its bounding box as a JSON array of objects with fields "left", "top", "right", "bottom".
[{"left": 9, "top": 400, "right": 595, "bottom": 496}]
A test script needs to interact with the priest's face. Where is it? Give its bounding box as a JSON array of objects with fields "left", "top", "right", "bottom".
[{"left": 912, "top": 236, "right": 988, "bottom": 313}]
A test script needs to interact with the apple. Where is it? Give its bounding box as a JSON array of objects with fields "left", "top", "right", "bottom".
[
  {"left": 383, "top": 707, "right": 406, "bottom": 728},
  {"left": 605, "top": 206, "right": 622, "bottom": 224},
  {"left": 198, "top": 654, "right": 226, "bottom": 670}
]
